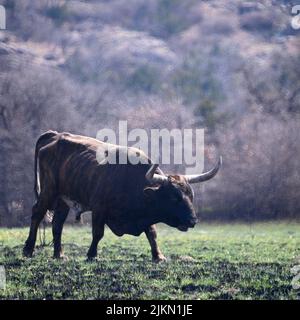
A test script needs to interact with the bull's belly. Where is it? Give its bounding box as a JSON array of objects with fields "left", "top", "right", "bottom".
[
  {"left": 61, "top": 196, "right": 152, "bottom": 237},
  {"left": 106, "top": 220, "right": 147, "bottom": 237},
  {"left": 106, "top": 212, "right": 155, "bottom": 237}
]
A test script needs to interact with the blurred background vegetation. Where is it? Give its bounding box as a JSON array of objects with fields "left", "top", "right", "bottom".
[{"left": 0, "top": 0, "right": 299, "bottom": 226}]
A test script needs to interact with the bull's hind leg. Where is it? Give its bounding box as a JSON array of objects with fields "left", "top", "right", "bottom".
[
  {"left": 23, "top": 196, "right": 52, "bottom": 257},
  {"left": 145, "top": 225, "right": 166, "bottom": 263},
  {"left": 52, "top": 198, "right": 69, "bottom": 259},
  {"left": 87, "top": 212, "right": 105, "bottom": 260}
]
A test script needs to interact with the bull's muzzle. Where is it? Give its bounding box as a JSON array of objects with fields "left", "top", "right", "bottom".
[{"left": 187, "top": 218, "right": 198, "bottom": 228}]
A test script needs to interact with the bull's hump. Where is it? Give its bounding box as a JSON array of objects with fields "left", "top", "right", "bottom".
[
  {"left": 61, "top": 132, "right": 103, "bottom": 149},
  {"left": 60, "top": 132, "right": 151, "bottom": 163}
]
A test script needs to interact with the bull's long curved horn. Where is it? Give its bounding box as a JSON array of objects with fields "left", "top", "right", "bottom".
[
  {"left": 156, "top": 167, "right": 166, "bottom": 176},
  {"left": 185, "top": 156, "right": 222, "bottom": 184},
  {"left": 146, "top": 164, "right": 168, "bottom": 184}
]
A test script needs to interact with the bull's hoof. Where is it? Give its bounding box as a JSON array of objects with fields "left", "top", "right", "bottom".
[
  {"left": 53, "top": 254, "right": 69, "bottom": 261},
  {"left": 152, "top": 254, "right": 167, "bottom": 263},
  {"left": 23, "top": 247, "right": 34, "bottom": 258},
  {"left": 86, "top": 256, "right": 97, "bottom": 262}
]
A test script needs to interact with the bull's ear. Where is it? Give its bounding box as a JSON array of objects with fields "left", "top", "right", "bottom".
[{"left": 143, "top": 187, "right": 158, "bottom": 201}]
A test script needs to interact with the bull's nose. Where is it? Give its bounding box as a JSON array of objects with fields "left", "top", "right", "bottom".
[{"left": 188, "top": 218, "right": 198, "bottom": 227}]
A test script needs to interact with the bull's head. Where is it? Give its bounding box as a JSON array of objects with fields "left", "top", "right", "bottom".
[{"left": 144, "top": 157, "right": 222, "bottom": 231}]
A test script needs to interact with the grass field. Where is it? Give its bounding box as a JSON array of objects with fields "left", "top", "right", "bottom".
[{"left": 0, "top": 223, "right": 299, "bottom": 300}]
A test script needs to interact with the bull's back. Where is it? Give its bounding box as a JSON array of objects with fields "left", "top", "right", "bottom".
[
  {"left": 56, "top": 133, "right": 150, "bottom": 205},
  {"left": 38, "top": 131, "right": 151, "bottom": 212}
]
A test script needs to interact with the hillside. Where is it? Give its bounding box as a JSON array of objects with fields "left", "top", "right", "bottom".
[{"left": 0, "top": 0, "right": 300, "bottom": 226}]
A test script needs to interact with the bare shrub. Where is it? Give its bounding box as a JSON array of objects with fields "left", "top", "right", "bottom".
[
  {"left": 0, "top": 63, "right": 79, "bottom": 226},
  {"left": 240, "top": 12, "right": 274, "bottom": 32},
  {"left": 202, "top": 113, "right": 300, "bottom": 221}
]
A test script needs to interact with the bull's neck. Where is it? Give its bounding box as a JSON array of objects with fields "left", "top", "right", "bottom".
[{"left": 142, "top": 198, "right": 164, "bottom": 225}]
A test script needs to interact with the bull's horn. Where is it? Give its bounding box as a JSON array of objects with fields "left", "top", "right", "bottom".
[
  {"left": 185, "top": 156, "right": 222, "bottom": 184},
  {"left": 146, "top": 164, "right": 168, "bottom": 184},
  {"left": 156, "top": 167, "right": 166, "bottom": 176}
]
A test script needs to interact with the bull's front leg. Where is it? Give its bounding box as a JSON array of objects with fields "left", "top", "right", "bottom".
[
  {"left": 87, "top": 212, "right": 105, "bottom": 261},
  {"left": 145, "top": 225, "right": 166, "bottom": 263}
]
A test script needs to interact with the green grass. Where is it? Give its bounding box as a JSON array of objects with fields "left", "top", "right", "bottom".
[{"left": 0, "top": 223, "right": 299, "bottom": 300}]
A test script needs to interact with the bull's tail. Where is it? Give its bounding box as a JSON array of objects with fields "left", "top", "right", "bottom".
[
  {"left": 33, "top": 138, "right": 40, "bottom": 200},
  {"left": 34, "top": 130, "right": 58, "bottom": 200},
  {"left": 34, "top": 131, "right": 58, "bottom": 227}
]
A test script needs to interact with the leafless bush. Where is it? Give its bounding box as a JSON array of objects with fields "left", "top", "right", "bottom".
[
  {"left": 2, "top": 0, "right": 61, "bottom": 41},
  {"left": 242, "top": 50, "right": 300, "bottom": 116},
  {"left": 0, "top": 63, "right": 79, "bottom": 226},
  {"left": 202, "top": 112, "right": 300, "bottom": 221},
  {"left": 201, "top": 17, "right": 235, "bottom": 36},
  {"left": 240, "top": 12, "right": 274, "bottom": 32}
]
